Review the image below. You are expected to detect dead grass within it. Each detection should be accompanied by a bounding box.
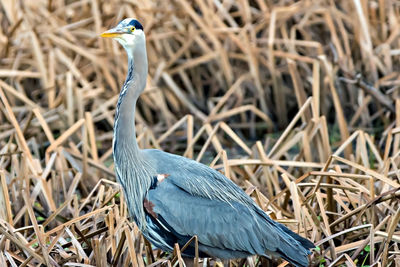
[0,0,400,266]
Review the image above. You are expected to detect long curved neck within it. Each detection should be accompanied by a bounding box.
[113,42,153,230]
[114,46,148,151]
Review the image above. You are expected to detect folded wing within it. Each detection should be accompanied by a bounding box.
[142,149,313,265]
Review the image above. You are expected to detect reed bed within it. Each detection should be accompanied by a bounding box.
[0,0,399,266]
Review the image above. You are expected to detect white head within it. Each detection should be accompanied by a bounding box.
[101,18,145,51]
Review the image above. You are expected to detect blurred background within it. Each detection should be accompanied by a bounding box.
[0,0,399,266]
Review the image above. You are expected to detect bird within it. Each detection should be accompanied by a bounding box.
[101,18,314,266]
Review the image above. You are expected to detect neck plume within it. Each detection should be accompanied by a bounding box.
[113,39,153,230]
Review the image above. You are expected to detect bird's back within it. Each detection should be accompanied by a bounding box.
[141,149,313,266]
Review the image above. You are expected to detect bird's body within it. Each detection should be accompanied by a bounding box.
[102,18,314,266]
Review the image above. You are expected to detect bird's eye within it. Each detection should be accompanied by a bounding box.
[130,26,135,32]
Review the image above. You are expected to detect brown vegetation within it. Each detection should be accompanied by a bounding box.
[0,0,399,266]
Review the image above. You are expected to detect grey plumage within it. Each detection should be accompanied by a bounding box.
[101,18,314,267]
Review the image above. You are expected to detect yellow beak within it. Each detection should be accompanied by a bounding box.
[100,29,125,38]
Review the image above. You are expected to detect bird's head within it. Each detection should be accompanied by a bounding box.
[101,18,144,49]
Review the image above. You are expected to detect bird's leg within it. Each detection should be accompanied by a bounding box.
[182,257,195,267]
[259,256,274,267]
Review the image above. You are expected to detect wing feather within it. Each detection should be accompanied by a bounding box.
[143,149,255,206]
[142,149,313,264]
[147,179,277,256]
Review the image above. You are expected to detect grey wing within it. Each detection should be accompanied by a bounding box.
[142,149,313,265]
[147,178,279,259]
[142,149,255,206]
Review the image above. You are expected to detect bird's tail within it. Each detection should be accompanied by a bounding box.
[273,222,314,267]
[276,248,310,267]
[276,222,315,250]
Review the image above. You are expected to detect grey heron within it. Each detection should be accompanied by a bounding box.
[101,18,314,266]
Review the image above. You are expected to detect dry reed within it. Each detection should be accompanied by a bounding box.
[0,0,399,266]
